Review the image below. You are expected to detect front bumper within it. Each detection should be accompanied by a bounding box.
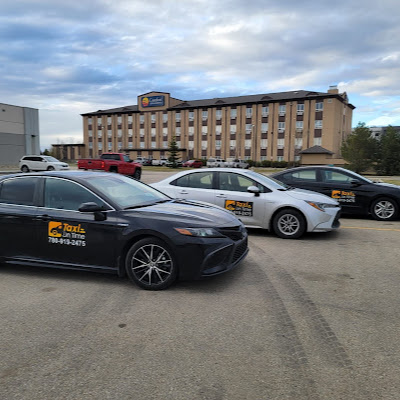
[311,208,341,232]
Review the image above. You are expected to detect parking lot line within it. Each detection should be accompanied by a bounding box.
[341,226,400,232]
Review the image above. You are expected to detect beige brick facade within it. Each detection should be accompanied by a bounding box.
[81,87,354,163]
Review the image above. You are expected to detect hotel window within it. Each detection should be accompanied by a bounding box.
[117,116,122,124]
[151,128,156,137]
[295,138,303,148]
[230,124,236,134]
[88,117,92,124]
[201,126,208,135]
[88,129,93,137]
[246,107,253,118]
[313,137,322,146]
[128,115,133,124]
[176,140,181,148]
[261,156,267,161]
[175,112,181,122]
[279,105,286,115]
[175,127,181,137]
[296,121,303,130]
[246,124,253,133]
[230,140,236,149]
[98,130,102,138]
[163,113,168,123]
[151,141,156,148]
[216,110,222,120]
[297,104,304,114]
[189,141,194,150]
[128,129,133,138]
[202,140,207,150]
[262,106,269,116]
[140,142,145,148]
[215,140,221,150]
[108,130,112,138]
[107,116,112,124]
[117,129,122,138]
[277,138,285,149]
[260,139,268,149]
[162,127,168,136]
[189,111,194,121]
[98,143,103,150]
[245,139,252,149]
[128,142,133,149]
[188,127,194,136]
[202,110,208,121]
[230,108,237,119]
[97,119,102,128]
[278,122,285,132]
[245,156,251,161]
[215,126,222,135]
[140,115,145,124]
[118,142,122,150]
[294,155,301,162]
[315,120,323,129]
[316,102,324,111]
[261,123,268,133]
[277,156,284,162]
[89,142,93,149]
[108,142,112,150]
[151,114,156,123]
[140,128,145,137]
[163,141,169,148]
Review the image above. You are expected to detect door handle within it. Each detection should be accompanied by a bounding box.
[216,194,227,198]
[35,214,51,221]
[178,190,188,194]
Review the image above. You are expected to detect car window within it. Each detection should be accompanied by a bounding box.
[0,177,38,206]
[287,170,317,182]
[174,171,214,189]
[218,172,265,193]
[44,178,107,211]
[322,170,353,183]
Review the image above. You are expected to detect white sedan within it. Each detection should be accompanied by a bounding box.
[151,168,341,239]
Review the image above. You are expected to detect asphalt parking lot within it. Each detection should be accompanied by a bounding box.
[1,169,400,399]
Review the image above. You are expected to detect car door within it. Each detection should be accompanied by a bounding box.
[169,171,216,204]
[0,176,40,260]
[318,169,372,214]
[35,177,121,269]
[213,171,266,228]
[278,168,323,193]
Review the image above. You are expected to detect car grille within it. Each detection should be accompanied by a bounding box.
[233,238,248,262]
[217,226,246,241]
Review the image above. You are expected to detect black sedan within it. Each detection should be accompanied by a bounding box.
[271,166,400,220]
[0,171,248,290]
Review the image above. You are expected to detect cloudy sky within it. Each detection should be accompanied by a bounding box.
[1,0,400,149]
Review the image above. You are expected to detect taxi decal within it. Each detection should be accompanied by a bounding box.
[48,221,86,246]
[225,200,253,216]
[331,190,356,203]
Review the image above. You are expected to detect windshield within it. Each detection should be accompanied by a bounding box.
[85,174,170,209]
[43,156,60,162]
[244,170,291,190]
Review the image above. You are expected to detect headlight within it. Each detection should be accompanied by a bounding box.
[305,201,338,212]
[174,227,224,238]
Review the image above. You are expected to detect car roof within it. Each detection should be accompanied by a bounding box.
[272,165,351,175]
[0,170,112,183]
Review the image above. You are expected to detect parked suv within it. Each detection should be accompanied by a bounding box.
[225,158,249,169]
[19,156,69,172]
[206,158,226,167]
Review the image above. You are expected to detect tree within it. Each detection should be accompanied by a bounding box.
[167,136,180,168]
[341,122,377,173]
[375,126,400,175]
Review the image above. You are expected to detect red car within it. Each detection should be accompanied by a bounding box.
[183,160,203,168]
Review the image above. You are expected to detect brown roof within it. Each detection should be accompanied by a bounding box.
[299,145,334,155]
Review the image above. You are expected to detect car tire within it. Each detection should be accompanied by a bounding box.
[272,209,306,239]
[371,197,398,221]
[47,166,55,171]
[125,237,178,290]
[133,169,141,180]
[21,165,30,172]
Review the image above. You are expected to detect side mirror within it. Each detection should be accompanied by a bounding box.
[247,186,260,197]
[79,202,107,221]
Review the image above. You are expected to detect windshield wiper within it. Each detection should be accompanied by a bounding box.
[124,199,170,210]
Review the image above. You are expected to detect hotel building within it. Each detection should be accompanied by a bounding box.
[80,86,354,164]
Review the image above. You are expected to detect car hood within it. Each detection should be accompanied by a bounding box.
[285,188,339,205]
[123,199,241,227]
[374,182,400,190]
